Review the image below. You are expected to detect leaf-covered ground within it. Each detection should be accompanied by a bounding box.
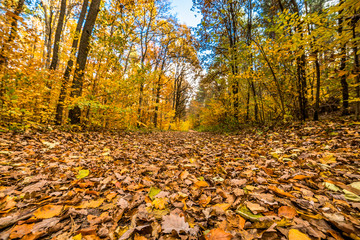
[0,120,360,240]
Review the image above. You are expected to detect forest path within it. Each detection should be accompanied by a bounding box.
[0,121,359,239]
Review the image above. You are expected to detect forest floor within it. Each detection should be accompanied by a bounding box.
[0,120,360,240]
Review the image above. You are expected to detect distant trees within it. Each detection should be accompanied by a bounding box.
[191,0,360,128]
[0,0,199,130]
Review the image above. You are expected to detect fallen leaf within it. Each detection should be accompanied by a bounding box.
[292,175,311,180]
[195,181,209,188]
[180,171,189,180]
[278,206,297,219]
[162,214,190,234]
[199,195,211,207]
[288,229,311,240]
[22,180,47,193]
[323,182,341,192]
[268,185,295,198]
[245,202,266,214]
[148,187,161,200]
[76,199,104,209]
[213,203,231,212]
[205,228,233,240]
[9,224,34,239]
[33,205,63,219]
[73,233,82,240]
[320,154,336,164]
[236,205,263,222]
[152,198,168,210]
[76,169,90,179]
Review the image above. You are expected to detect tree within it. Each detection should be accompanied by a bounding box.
[55,0,89,125]
[49,0,67,70]
[68,0,101,124]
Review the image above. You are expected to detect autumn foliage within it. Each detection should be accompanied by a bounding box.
[0,0,359,131]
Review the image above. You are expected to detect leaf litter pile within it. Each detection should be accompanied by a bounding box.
[0,121,360,240]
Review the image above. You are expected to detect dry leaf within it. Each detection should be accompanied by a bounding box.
[33,205,63,219]
[9,224,34,239]
[162,214,190,234]
[278,206,297,219]
[288,229,311,240]
[205,228,233,240]
[76,199,104,209]
[195,181,209,188]
[268,186,295,198]
[245,202,266,214]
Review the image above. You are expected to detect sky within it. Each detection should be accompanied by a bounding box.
[170,0,201,28]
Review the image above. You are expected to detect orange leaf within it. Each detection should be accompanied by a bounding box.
[205,228,233,240]
[278,206,297,219]
[268,186,295,198]
[134,234,148,240]
[288,229,311,240]
[9,224,34,239]
[292,175,310,180]
[195,181,209,188]
[106,192,117,201]
[180,170,189,180]
[33,205,63,219]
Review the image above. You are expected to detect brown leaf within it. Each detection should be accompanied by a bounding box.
[278,206,297,219]
[162,214,190,234]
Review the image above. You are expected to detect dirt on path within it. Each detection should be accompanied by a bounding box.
[0,120,359,239]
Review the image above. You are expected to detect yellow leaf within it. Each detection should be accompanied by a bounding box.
[33,205,63,219]
[76,199,104,209]
[288,229,311,240]
[152,198,168,210]
[73,233,82,240]
[320,154,336,164]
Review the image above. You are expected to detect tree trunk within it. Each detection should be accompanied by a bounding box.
[49,0,67,70]
[55,0,89,125]
[352,11,360,120]
[154,80,161,128]
[338,0,349,115]
[68,0,101,125]
[291,0,307,121]
[314,52,321,121]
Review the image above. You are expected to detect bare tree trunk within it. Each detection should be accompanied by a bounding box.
[352,11,360,120]
[55,0,89,125]
[338,0,349,115]
[154,80,161,128]
[49,0,67,70]
[291,0,307,121]
[68,0,101,125]
[314,52,321,121]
